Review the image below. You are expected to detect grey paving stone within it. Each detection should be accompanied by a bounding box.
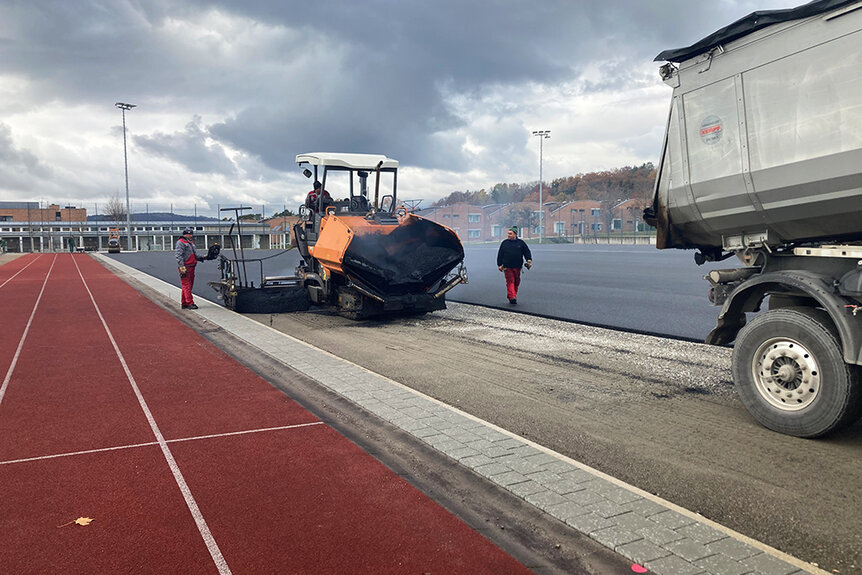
[492,437,525,449]
[663,538,716,562]
[522,452,559,466]
[506,444,542,458]
[601,486,643,505]
[638,523,687,546]
[412,426,442,439]
[544,478,588,496]
[584,500,634,519]
[484,445,516,458]
[525,490,569,511]
[539,459,576,474]
[474,462,513,479]
[565,512,617,535]
[645,555,707,575]
[617,539,672,564]
[544,500,592,521]
[740,553,801,575]
[459,454,494,468]
[706,538,762,561]
[694,553,755,575]
[625,497,667,518]
[505,457,547,475]
[590,525,643,549]
[650,510,698,530]
[447,446,481,460]
[564,488,607,507]
[677,522,729,545]
[613,511,662,533]
[557,467,597,484]
[524,470,563,485]
[492,470,531,487]
[506,480,547,498]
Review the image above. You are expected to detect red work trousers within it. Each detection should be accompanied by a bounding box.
[504,267,521,300]
[180,265,196,307]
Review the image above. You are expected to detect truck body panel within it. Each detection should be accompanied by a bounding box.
[651,1,862,253]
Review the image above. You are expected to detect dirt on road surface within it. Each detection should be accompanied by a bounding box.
[252,304,862,574]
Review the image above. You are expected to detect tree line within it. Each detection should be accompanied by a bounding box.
[431,163,655,207]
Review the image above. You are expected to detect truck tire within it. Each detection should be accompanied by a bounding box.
[732,307,862,438]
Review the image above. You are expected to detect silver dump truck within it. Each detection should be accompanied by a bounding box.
[644,0,862,437]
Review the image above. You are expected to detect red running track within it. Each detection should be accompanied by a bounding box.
[0,254,533,574]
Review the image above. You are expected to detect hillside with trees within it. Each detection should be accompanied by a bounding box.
[431,163,655,207]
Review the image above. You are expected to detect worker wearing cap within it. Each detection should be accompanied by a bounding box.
[175,227,206,309]
[305,181,333,212]
[496,226,532,304]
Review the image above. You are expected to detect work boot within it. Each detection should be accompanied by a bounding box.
[188,304,199,310]
[509,298,517,304]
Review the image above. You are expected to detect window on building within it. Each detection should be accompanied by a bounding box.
[591,223,603,231]
[468,214,480,223]
[55,211,62,221]
[451,214,459,218]
[554,222,565,234]
[591,208,601,217]
[0,216,11,222]
[612,218,622,230]
[492,225,502,237]
[467,229,480,239]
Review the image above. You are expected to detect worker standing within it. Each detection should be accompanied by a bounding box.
[175,227,205,310]
[497,226,532,304]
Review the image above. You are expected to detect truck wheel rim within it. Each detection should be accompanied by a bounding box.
[751,338,820,411]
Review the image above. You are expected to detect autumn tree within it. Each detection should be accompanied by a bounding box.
[104,194,126,227]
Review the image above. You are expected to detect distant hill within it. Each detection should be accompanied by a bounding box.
[432,163,656,207]
[87,212,220,222]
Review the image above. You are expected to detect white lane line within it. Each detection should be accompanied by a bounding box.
[0,254,43,290]
[72,257,232,575]
[166,421,324,444]
[0,255,56,408]
[0,421,325,466]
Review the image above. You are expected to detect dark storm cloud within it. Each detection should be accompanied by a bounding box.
[134,117,236,175]
[0,0,797,207]
[0,123,53,192]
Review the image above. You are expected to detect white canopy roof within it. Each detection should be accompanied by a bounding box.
[295,152,399,170]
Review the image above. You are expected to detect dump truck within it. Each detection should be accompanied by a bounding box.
[644,0,862,437]
[209,153,467,317]
[292,153,467,318]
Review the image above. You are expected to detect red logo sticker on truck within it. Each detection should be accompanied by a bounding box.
[700,115,723,144]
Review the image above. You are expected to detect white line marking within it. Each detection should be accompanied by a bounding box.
[0,254,42,290]
[72,256,232,575]
[0,255,56,408]
[0,422,324,466]
[0,441,160,466]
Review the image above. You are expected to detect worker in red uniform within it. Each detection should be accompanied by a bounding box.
[496,226,532,304]
[175,227,206,309]
[305,181,332,212]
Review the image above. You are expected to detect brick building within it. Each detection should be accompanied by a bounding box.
[0,202,87,223]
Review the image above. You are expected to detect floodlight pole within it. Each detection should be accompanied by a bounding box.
[116,102,136,250]
[532,130,550,243]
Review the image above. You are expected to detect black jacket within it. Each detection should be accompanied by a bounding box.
[497,238,532,269]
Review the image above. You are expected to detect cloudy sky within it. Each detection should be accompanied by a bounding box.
[1,0,795,217]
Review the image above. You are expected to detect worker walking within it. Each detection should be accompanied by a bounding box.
[175,227,206,310]
[497,226,532,304]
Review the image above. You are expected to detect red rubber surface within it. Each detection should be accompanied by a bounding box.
[0,254,532,574]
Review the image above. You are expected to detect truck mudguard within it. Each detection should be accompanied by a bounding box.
[708,270,862,365]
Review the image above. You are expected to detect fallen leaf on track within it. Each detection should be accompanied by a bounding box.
[58,517,94,528]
